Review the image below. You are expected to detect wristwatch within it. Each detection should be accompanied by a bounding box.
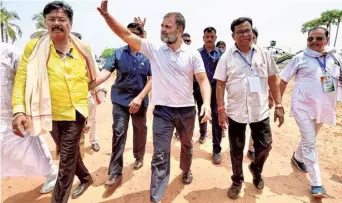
[275,104,285,114]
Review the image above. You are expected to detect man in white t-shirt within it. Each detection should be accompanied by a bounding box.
[97,1,211,203]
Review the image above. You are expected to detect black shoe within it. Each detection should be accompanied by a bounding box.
[92,143,100,152]
[71,179,93,199]
[247,150,255,161]
[227,184,242,199]
[104,175,122,188]
[212,153,221,164]
[248,164,264,190]
[134,159,143,170]
[182,171,193,184]
[291,152,308,173]
[199,136,206,144]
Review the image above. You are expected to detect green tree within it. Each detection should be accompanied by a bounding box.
[301,18,323,34]
[101,48,115,60]
[301,9,342,47]
[332,10,342,47]
[31,12,47,39]
[0,1,22,43]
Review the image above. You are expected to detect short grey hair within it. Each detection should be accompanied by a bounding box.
[163,12,185,33]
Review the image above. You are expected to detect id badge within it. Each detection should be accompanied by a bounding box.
[321,75,335,92]
[248,76,261,92]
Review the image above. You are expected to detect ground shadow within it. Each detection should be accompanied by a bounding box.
[3,185,51,203]
[330,174,342,184]
[264,168,335,203]
[100,163,135,198]
[84,146,94,156]
[184,183,257,203]
[100,174,186,203]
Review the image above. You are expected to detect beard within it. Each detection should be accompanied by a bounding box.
[160,31,178,44]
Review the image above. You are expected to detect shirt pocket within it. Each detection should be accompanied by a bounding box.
[137,59,150,76]
[255,63,268,78]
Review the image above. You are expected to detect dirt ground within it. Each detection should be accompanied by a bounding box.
[1,78,342,203]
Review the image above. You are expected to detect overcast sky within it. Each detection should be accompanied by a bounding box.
[3,0,342,56]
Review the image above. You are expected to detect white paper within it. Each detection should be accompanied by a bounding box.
[248,76,261,93]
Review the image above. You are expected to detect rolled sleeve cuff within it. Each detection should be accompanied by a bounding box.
[213,75,226,82]
[13,105,26,115]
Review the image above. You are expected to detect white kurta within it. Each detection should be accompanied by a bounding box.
[0,42,55,177]
[280,48,341,126]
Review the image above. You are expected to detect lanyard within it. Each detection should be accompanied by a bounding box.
[315,55,326,73]
[206,49,217,61]
[237,49,255,71]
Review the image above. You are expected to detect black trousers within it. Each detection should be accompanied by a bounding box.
[194,87,222,153]
[50,111,92,203]
[108,103,147,176]
[150,105,195,203]
[228,117,272,186]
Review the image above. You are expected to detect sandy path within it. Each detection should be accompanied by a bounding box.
[1,78,341,203]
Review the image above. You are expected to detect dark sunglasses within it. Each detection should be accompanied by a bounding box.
[307,36,324,42]
[184,39,191,43]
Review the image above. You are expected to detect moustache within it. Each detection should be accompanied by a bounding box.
[52,26,64,31]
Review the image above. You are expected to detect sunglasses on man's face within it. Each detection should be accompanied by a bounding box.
[184,39,191,43]
[307,36,325,42]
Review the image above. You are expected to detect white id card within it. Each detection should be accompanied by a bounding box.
[248,76,261,92]
[321,75,335,93]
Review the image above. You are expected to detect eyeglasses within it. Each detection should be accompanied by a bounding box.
[46,18,68,24]
[184,39,191,43]
[235,29,252,36]
[307,36,325,42]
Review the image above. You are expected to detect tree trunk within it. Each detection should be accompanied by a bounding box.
[0,23,4,42]
[5,29,8,43]
[328,23,331,45]
[334,20,340,47]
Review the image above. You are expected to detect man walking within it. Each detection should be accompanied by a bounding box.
[95,22,152,188]
[97,1,211,202]
[12,1,104,202]
[195,27,223,164]
[214,17,284,199]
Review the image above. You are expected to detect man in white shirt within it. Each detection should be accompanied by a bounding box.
[214,17,284,199]
[97,1,211,203]
[279,27,342,198]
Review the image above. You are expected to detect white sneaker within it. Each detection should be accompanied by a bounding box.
[40,167,58,194]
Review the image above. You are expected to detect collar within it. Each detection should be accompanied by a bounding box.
[50,40,78,59]
[199,46,220,53]
[232,43,256,54]
[162,42,188,52]
[123,45,141,56]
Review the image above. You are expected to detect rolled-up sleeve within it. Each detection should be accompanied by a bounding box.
[214,52,228,81]
[265,51,280,76]
[12,40,35,114]
[279,56,299,83]
[139,39,155,60]
[192,51,205,74]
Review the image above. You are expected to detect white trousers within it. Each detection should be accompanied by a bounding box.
[1,125,56,177]
[294,117,323,186]
[87,95,98,144]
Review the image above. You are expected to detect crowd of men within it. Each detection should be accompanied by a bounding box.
[1,0,342,203]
